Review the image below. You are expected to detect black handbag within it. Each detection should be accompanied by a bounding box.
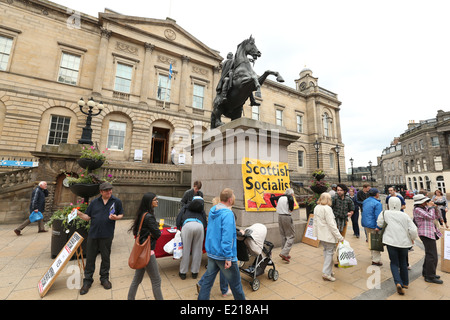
[368,211,387,252]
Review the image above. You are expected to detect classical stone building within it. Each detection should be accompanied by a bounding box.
[0,0,345,222]
[378,138,405,193]
[400,110,450,195]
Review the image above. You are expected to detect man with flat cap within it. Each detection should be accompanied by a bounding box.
[77,182,124,295]
[362,188,383,266]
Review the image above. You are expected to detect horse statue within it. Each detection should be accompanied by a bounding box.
[211,36,285,129]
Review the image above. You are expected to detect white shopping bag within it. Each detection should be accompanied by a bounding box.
[163,238,175,254]
[337,240,357,268]
[172,230,183,259]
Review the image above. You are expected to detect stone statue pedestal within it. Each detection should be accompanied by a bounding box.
[190,118,306,247]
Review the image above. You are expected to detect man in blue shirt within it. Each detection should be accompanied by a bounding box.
[77,182,124,295]
[198,188,245,300]
[386,186,406,211]
[362,188,383,266]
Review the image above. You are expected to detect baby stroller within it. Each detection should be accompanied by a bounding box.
[237,223,279,291]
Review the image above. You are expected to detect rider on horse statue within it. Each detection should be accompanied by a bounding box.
[211,36,284,129]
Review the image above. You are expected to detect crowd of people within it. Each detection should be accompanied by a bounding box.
[314,183,446,296]
[13,179,448,299]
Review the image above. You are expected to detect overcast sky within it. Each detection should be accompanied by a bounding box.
[55,0,450,170]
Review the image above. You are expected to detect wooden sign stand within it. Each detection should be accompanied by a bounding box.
[38,232,84,298]
[441,228,450,273]
[302,214,320,248]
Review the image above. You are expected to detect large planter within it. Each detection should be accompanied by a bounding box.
[313,173,325,181]
[310,185,328,194]
[69,183,100,199]
[77,158,104,171]
[51,219,88,259]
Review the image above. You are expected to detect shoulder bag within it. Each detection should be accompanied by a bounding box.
[128,212,152,269]
[368,211,387,252]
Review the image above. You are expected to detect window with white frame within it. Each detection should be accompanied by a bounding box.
[276,109,283,126]
[107,121,126,151]
[434,156,443,171]
[323,113,332,137]
[296,114,303,133]
[114,63,133,93]
[329,153,334,169]
[57,52,81,85]
[0,35,13,71]
[157,74,171,102]
[297,150,304,167]
[192,84,204,109]
[47,115,70,145]
[431,136,440,147]
[252,105,260,120]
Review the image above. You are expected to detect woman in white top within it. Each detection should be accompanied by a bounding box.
[313,193,344,282]
[377,196,418,295]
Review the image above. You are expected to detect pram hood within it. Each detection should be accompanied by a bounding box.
[243,223,267,255]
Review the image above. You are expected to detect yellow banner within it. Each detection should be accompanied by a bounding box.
[242,158,298,211]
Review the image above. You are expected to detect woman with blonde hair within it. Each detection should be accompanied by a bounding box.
[313,192,344,282]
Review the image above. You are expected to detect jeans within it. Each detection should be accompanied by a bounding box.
[386,245,409,287]
[350,211,360,237]
[198,257,245,300]
[128,254,163,300]
[199,269,229,295]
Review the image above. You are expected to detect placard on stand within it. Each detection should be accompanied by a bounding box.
[38,232,84,298]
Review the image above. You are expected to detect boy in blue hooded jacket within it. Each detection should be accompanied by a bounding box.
[198,188,245,300]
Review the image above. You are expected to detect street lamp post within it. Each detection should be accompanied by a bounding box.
[78,97,104,145]
[335,144,341,183]
[350,157,354,186]
[313,140,321,168]
[368,160,373,182]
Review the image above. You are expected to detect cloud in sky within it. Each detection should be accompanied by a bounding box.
[55,0,450,169]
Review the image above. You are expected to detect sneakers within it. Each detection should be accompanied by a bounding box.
[279,254,290,263]
[424,277,443,284]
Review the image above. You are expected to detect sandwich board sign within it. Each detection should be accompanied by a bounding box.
[302,214,320,248]
[38,232,84,298]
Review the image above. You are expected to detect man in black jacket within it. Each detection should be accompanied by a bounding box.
[181,180,203,205]
[14,181,48,235]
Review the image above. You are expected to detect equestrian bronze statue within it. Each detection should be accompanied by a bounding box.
[211,36,285,129]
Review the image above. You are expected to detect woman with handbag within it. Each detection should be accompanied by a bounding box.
[377,197,417,295]
[127,192,163,300]
[413,194,443,284]
[313,192,344,282]
[431,189,448,228]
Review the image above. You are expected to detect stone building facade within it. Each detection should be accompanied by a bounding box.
[399,110,450,195]
[0,0,345,186]
[378,139,405,193]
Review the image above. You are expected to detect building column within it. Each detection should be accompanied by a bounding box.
[139,43,155,105]
[92,27,112,96]
[178,55,190,113]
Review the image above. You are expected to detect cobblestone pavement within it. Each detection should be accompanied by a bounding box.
[1,199,449,300]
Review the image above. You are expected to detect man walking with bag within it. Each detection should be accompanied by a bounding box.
[362,188,383,266]
[14,181,48,235]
